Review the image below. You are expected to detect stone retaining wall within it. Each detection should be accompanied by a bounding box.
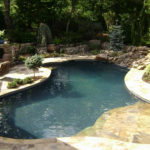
[97,44,150,69]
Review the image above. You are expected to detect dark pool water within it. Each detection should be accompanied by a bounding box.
[0,61,138,139]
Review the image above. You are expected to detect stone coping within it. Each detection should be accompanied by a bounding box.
[0,56,149,149]
[125,68,150,103]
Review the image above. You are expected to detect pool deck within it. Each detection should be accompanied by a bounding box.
[0,55,150,150]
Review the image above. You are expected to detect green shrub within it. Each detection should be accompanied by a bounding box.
[40,53,50,58]
[7,81,18,89]
[25,54,43,78]
[89,43,100,50]
[109,21,125,51]
[61,31,82,44]
[13,78,22,84]
[145,64,150,76]
[25,46,36,55]
[18,56,26,61]
[4,29,36,43]
[91,49,99,55]
[53,38,62,45]
[23,77,32,84]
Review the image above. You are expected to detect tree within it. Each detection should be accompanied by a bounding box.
[4,0,11,28]
[25,54,43,79]
[109,21,125,51]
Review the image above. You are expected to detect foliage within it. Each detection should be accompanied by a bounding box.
[25,46,36,55]
[0,30,5,40]
[89,43,100,50]
[145,64,150,76]
[53,38,62,45]
[61,31,82,44]
[13,78,22,84]
[141,28,150,46]
[4,29,36,43]
[120,14,132,44]
[90,49,99,55]
[23,77,32,84]
[1,0,150,46]
[78,21,102,40]
[25,54,43,78]
[18,56,26,61]
[109,21,125,51]
[7,81,18,89]
[103,11,116,30]
[37,23,53,47]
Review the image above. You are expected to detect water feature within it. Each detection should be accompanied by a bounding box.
[0,61,138,139]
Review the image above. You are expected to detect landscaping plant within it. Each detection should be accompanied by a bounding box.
[23,77,32,84]
[25,54,43,79]
[145,64,150,76]
[109,21,125,51]
[7,81,18,89]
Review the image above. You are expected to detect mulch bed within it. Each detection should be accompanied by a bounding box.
[30,76,43,82]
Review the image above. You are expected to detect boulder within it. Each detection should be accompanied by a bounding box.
[89,40,101,46]
[37,47,47,54]
[78,44,89,54]
[117,51,123,56]
[96,54,108,61]
[1,54,12,62]
[47,44,60,53]
[101,42,110,50]
[20,44,26,52]
[64,47,79,55]
[0,61,10,76]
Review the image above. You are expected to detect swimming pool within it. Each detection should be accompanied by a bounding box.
[0,61,138,139]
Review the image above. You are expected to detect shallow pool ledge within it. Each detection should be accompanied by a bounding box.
[125,68,150,103]
[0,66,51,98]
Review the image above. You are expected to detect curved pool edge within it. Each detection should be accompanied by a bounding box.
[124,68,150,103]
[0,66,51,98]
[0,58,150,149]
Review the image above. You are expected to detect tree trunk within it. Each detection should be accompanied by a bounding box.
[66,0,76,32]
[4,0,11,29]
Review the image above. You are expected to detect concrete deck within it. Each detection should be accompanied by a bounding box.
[0,56,150,150]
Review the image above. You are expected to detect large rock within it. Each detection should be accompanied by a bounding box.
[47,44,60,53]
[0,61,10,76]
[96,54,108,61]
[64,47,79,55]
[77,44,89,54]
[37,47,47,54]
[101,42,110,50]
[89,40,101,46]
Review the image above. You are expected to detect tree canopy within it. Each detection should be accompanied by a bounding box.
[0,0,150,45]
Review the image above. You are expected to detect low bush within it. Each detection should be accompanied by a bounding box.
[13,78,22,84]
[4,29,36,43]
[25,46,36,55]
[18,56,26,61]
[53,38,62,45]
[90,49,99,55]
[89,43,100,50]
[23,77,32,84]
[7,81,18,89]
[145,64,150,76]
